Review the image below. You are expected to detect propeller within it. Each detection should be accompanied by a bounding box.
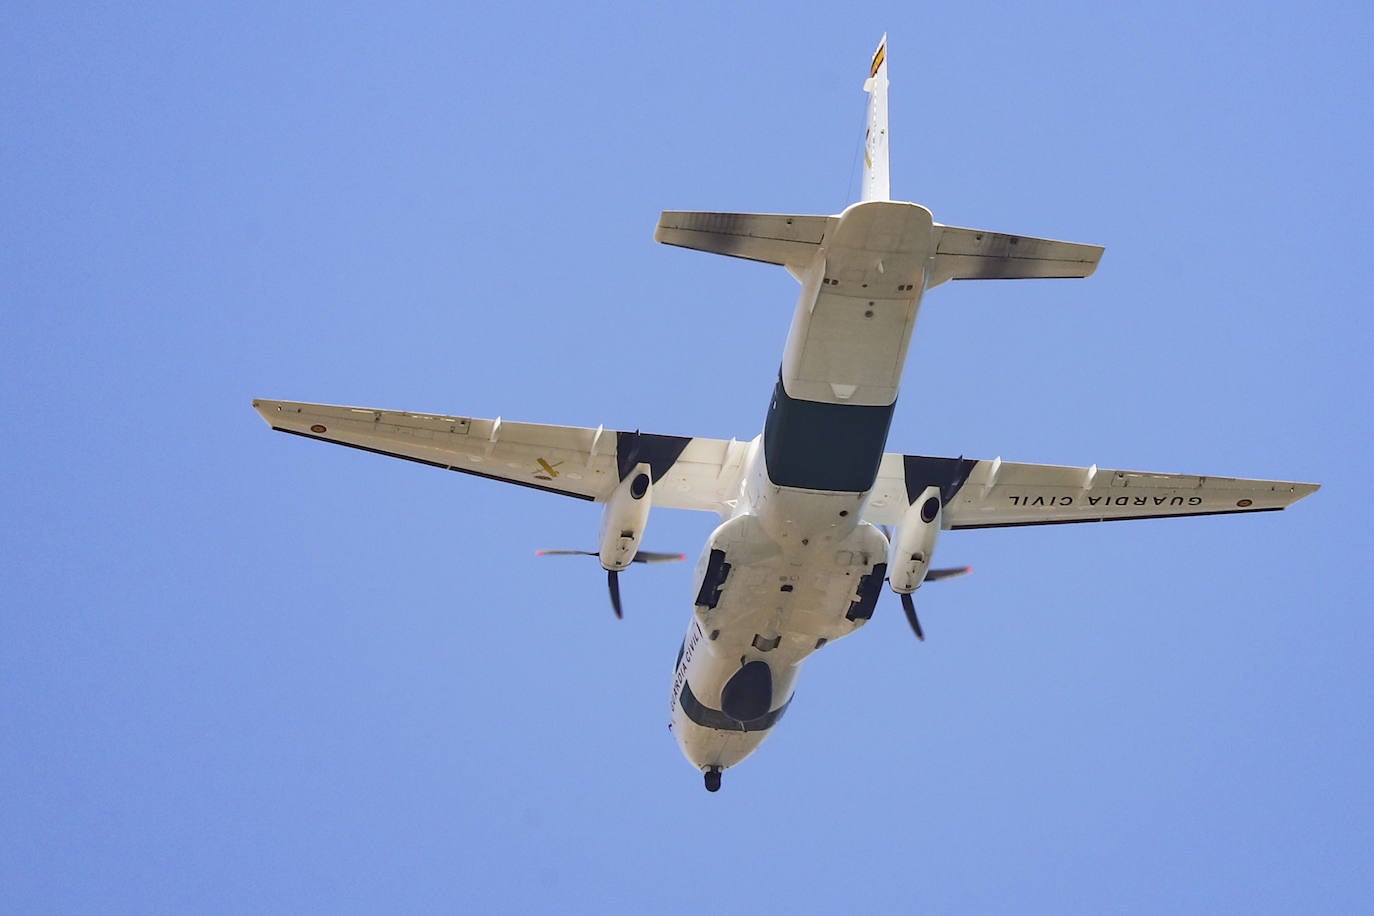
[878,521,971,641]
[895,566,972,641]
[536,550,687,618]
[900,592,925,641]
[922,566,972,583]
[608,568,622,619]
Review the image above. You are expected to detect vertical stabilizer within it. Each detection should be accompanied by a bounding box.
[861,35,890,202]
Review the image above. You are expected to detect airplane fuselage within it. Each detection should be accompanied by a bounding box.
[669,201,936,777]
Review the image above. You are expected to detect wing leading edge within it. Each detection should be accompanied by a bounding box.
[862,452,1319,528]
[252,399,747,515]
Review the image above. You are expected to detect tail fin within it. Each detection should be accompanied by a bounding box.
[861,34,890,202]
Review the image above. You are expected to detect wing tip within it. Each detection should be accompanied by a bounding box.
[1289,481,1321,505]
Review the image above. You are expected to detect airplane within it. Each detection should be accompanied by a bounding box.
[253,36,1318,793]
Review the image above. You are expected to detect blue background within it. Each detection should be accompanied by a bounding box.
[4,2,1370,912]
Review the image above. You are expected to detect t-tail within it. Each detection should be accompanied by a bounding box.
[654,38,1105,286]
[861,34,890,202]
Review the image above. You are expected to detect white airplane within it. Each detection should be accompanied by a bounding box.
[254,37,1318,793]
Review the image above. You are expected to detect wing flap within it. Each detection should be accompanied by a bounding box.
[863,452,1318,528]
[253,399,746,514]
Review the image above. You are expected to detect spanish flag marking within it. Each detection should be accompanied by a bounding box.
[870,41,886,78]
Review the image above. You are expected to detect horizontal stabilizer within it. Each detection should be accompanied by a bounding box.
[655,211,834,269]
[929,225,1104,285]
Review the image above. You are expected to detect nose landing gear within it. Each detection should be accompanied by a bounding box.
[704,766,723,793]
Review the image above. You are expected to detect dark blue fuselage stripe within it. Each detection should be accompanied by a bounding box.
[762,376,895,492]
[679,680,791,733]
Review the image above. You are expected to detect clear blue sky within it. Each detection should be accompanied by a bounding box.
[4,2,1371,912]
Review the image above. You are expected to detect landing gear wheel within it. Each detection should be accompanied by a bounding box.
[704,767,722,793]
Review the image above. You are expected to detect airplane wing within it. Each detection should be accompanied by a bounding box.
[862,453,1319,528]
[252,399,748,515]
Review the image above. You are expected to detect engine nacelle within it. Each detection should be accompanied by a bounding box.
[887,485,942,594]
[598,462,653,571]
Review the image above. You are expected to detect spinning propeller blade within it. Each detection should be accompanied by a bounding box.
[891,566,973,642]
[536,549,687,618]
[924,566,973,582]
[536,550,686,564]
[631,551,689,564]
[900,592,925,641]
[608,569,623,619]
